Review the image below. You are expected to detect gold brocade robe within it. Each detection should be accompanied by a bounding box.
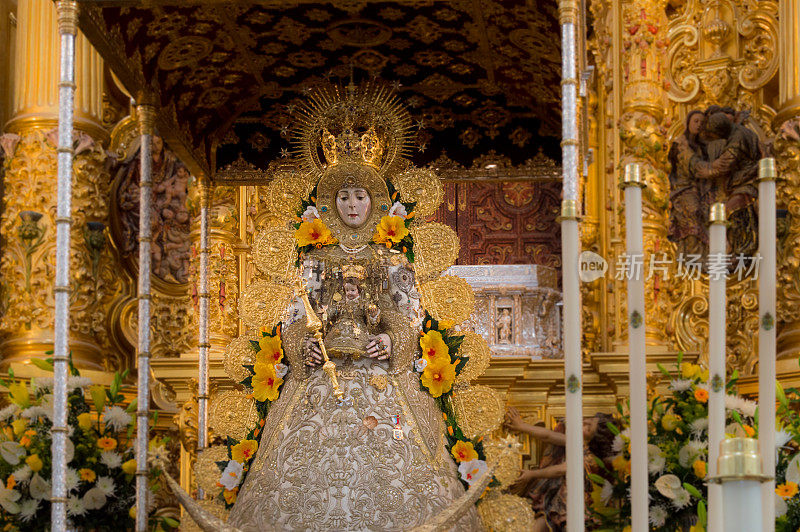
[228,247,479,531]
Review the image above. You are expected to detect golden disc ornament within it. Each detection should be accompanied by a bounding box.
[266,173,311,218]
[224,335,258,384]
[209,389,259,441]
[392,168,443,219]
[238,280,294,329]
[411,222,459,281]
[450,384,504,439]
[483,436,523,490]
[454,331,491,385]
[253,225,297,281]
[476,493,536,531]
[419,275,475,325]
[194,445,230,494]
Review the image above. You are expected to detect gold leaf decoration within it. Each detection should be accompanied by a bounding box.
[266,172,312,218]
[238,280,294,329]
[454,331,491,385]
[476,493,536,531]
[450,384,503,439]
[253,225,297,281]
[392,167,444,218]
[411,222,459,281]
[482,436,522,490]
[419,275,475,325]
[223,335,258,384]
[209,389,259,441]
[193,445,230,494]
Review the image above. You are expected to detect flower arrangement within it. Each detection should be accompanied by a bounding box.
[294,186,338,260]
[373,179,416,262]
[773,382,800,531]
[214,324,287,508]
[590,356,759,531]
[0,359,176,531]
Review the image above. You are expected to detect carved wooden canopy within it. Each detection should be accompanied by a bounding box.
[77,0,562,180]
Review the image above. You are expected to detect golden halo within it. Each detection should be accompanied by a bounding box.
[194,445,230,494]
[253,225,297,281]
[454,331,491,385]
[315,162,391,247]
[477,493,536,531]
[419,275,475,325]
[238,280,294,329]
[450,384,504,439]
[209,389,259,441]
[391,168,443,219]
[482,436,523,490]
[266,172,313,219]
[411,222,459,281]
[223,335,258,384]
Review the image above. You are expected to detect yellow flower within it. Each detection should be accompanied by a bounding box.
[7,381,30,408]
[700,369,709,382]
[689,524,705,532]
[11,418,27,437]
[19,435,32,448]
[79,468,96,483]
[419,330,449,368]
[681,363,702,380]
[743,425,755,437]
[420,361,457,398]
[693,459,707,479]
[694,388,709,403]
[777,481,799,499]
[257,335,284,365]
[295,219,336,247]
[97,437,118,451]
[26,454,43,473]
[373,215,409,247]
[250,362,283,403]
[129,506,136,519]
[122,459,137,475]
[77,412,93,430]
[661,413,681,431]
[450,441,479,463]
[223,488,238,505]
[611,454,630,478]
[231,439,259,464]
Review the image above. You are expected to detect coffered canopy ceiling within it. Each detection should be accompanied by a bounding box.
[78,0,562,180]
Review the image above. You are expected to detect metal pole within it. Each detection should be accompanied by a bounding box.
[135,102,155,531]
[52,2,78,529]
[558,0,584,529]
[197,179,211,497]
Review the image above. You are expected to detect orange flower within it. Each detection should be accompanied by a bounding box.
[692,459,707,479]
[231,439,259,463]
[6,476,15,490]
[295,219,336,247]
[693,388,708,403]
[250,362,283,403]
[743,425,755,437]
[257,335,284,365]
[776,481,799,499]
[450,440,479,463]
[223,488,238,505]
[79,468,97,483]
[97,437,118,451]
[420,360,457,398]
[419,330,449,368]
[373,215,409,246]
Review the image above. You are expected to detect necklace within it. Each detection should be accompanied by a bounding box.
[339,243,369,254]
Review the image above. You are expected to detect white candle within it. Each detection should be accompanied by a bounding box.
[708,202,727,532]
[758,158,777,532]
[623,163,648,531]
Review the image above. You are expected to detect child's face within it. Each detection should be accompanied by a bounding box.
[344,282,359,301]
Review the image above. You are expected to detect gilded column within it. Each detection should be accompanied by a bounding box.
[774,0,800,360]
[0,0,115,370]
[618,0,671,348]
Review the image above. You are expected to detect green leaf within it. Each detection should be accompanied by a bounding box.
[777,381,789,408]
[677,351,684,366]
[30,358,54,372]
[89,385,106,413]
[698,501,707,526]
[683,482,703,499]
[126,399,138,413]
[162,517,180,528]
[587,473,606,485]
[656,363,671,379]
[606,422,620,435]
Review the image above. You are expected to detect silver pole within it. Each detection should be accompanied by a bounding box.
[135,103,155,531]
[52,2,78,529]
[197,180,211,497]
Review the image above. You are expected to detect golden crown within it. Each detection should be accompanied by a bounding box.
[321,126,383,169]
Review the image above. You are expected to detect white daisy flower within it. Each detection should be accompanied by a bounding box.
[690,417,708,436]
[12,465,31,484]
[96,476,115,497]
[649,505,668,527]
[0,404,19,422]
[100,451,122,469]
[20,406,50,422]
[611,428,631,454]
[647,444,666,475]
[678,439,707,468]
[776,429,793,450]
[600,480,614,506]
[65,468,79,494]
[66,495,86,516]
[671,487,691,509]
[669,379,692,391]
[30,377,54,391]
[102,406,132,432]
[68,376,93,389]
[18,498,39,522]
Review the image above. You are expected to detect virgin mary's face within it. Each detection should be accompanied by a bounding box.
[336,186,372,228]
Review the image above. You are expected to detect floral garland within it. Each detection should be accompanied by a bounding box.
[214,324,288,508]
[373,179,416,263]
[294,186,337,262]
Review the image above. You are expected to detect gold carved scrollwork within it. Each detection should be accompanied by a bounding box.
[238,280,294,330]
[410,222,459,282]
[418,275,475,326]
[253,226,296,282]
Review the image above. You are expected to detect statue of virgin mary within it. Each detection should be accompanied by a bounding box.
[164,83,525,531]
